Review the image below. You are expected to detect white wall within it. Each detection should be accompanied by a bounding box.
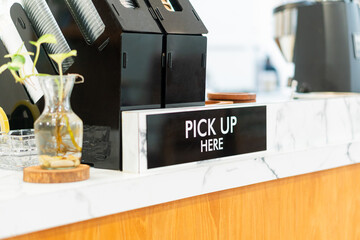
[191,0,293,92]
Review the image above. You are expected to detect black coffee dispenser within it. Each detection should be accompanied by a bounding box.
[274,0,360,93]
[51,0,164,170]
[145,0,208,107]
[0,0,207,170]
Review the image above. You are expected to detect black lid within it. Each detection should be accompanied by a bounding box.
[105,0,162,33]
[146,0,208,35]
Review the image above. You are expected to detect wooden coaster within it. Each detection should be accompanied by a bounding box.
[205,100,234,105]
[23,164,90,183]
[233,99,256,103]
[207,92,256,101]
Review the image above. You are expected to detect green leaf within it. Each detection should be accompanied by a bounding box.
[38,34,57,44]
[12,54,26,65]
[7,62,23,71]
[0,64,8,74]
[6,55,25,71]
[49,50,77,65]
[30,34,57,47]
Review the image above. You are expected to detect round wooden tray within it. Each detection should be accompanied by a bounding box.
[205,100,234,105]
[23,164,90,183]
[232,99,256,103]
[207,92,256,101]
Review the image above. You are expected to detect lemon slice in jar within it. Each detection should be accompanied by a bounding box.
[0,107,10,134]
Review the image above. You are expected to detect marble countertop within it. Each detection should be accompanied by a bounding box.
[1,95,360,239]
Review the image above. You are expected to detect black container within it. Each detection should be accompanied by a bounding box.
[145,0,208,107]
[163,35,207,107]
[46,0,164,170]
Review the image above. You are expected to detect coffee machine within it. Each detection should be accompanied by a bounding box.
[274,0,360,92]
[0,0,207,170]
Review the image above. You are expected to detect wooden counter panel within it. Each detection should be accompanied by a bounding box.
[8,164,360,240]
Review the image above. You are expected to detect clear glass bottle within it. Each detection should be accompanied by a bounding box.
[34,75,83,169]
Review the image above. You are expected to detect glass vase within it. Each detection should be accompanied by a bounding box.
[34,75,83,169]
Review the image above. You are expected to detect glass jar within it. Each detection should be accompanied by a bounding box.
[0,129,38,170]
[34,75,83,169]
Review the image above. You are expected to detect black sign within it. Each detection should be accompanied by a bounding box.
[146,106,266,168]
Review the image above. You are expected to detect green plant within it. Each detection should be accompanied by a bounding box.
[0,34,57,83]
[0,34,82,155]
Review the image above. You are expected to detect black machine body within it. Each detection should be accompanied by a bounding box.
[274,1,360,92]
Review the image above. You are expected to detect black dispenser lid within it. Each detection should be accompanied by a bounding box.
[106,0,162,33]
[146,0,208,35]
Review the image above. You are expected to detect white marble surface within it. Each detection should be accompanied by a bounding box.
[123,96,360,173]
[1,96,360,239]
